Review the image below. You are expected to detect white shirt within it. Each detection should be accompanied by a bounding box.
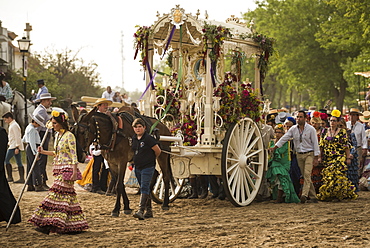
[22,123,41,155]
[346,121,367,149]
[8,120,24,150]
[102,91,115,101]
[275,122,320,156]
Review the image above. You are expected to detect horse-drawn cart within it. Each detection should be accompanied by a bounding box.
[136,5,273,207]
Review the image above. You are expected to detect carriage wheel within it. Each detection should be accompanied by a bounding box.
[151,170,185,204]
[221,117,266,207]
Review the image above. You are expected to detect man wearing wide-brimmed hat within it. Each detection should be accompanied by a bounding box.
[33,92,57,190]
[90,98,113,194]
[93,98,112,113]
[22,113,47,192]
[346,108,367,176]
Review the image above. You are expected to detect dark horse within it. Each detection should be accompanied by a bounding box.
[71,105,173,217]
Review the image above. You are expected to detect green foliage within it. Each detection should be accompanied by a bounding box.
[202,22,233,63]
[8,49,103,106]
[244,0,369,111]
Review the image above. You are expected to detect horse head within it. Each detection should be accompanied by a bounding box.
[73,106,97,153]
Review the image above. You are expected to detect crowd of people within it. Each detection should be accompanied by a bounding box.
[262,107,370,203]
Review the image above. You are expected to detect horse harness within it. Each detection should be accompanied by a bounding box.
[77,110,160,152]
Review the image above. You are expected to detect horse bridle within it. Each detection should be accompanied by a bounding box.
[75,113,116,152]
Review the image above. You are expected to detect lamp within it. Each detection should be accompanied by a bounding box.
[17,37,31,126]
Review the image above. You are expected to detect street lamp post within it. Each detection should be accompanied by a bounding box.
[17,37,31,126]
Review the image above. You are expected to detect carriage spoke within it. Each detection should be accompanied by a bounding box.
[246,148,263,160]
[240,121,250,149]
[231,127,241,155]
[239,167,246,202]
[227,161,239,181]
[227,144,239,159]
[245,165,259,179]
[244,132,258,155]
[153,173,163,194]
[244,168,257,191]
[243,126,255,154]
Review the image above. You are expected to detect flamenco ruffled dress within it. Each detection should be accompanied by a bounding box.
[28,131,88,234]
[266,142,300,203]
[317,129,358,201]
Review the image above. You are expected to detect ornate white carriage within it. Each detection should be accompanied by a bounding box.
[136,5,272,206]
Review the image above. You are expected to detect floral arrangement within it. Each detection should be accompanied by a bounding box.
[214,72,262,129]
[170,115,198,146]
[202,23,233,63]
[133,25,152,69]
[230,50,246,82]
[240,32,275,83]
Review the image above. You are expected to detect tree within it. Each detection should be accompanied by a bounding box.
[244,0,368,111]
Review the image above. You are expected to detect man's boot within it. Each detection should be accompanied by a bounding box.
[188,177,198,199]
[133,193,149,220]
[144,195,153,218]
[5,164,13,182]
[199,176,209,199]
[14,166,25,183]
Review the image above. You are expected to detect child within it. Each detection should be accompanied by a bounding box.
[22,114,46,192]
[131,118,161,220]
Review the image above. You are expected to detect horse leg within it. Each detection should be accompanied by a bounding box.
[111,163,123,217]
[111,179,122,217]
[121,184,132,214]
[159,154,171,210]
[120,161,132,215]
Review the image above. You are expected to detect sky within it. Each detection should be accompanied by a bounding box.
[1,0,256,94]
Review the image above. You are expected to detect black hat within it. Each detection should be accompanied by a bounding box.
[37,79,45,85]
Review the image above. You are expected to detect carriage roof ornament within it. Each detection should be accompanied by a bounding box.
[169,5,187,29]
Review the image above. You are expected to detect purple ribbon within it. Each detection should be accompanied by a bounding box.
[210,65,216,88]
[161,25,176,59]
[139,62,157,101]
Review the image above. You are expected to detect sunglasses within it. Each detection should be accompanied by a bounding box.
[329,119,337,122]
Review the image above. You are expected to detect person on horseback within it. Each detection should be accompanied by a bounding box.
[32,79,48,103]
[131,118,161,220]
[0,72,13,103]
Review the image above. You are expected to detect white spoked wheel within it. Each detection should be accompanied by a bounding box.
[151,171,185,204]
[221,118,266,207]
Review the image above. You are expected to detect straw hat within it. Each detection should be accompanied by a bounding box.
[36,93,56,102]
[93,98,113,107]
[29,113,45,127]
[360,111,370,122]
[347,108,363,116]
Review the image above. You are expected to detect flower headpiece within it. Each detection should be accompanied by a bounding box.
[275,123,284,131]
[51,110,67,122]
[320,113,328,120]
[331,109,341,118]
[51,110,60,117]
[313,111,321,118]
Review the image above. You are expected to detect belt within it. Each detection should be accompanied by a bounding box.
[297,151,313,154]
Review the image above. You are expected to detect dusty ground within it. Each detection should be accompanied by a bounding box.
[1,163,370,248]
